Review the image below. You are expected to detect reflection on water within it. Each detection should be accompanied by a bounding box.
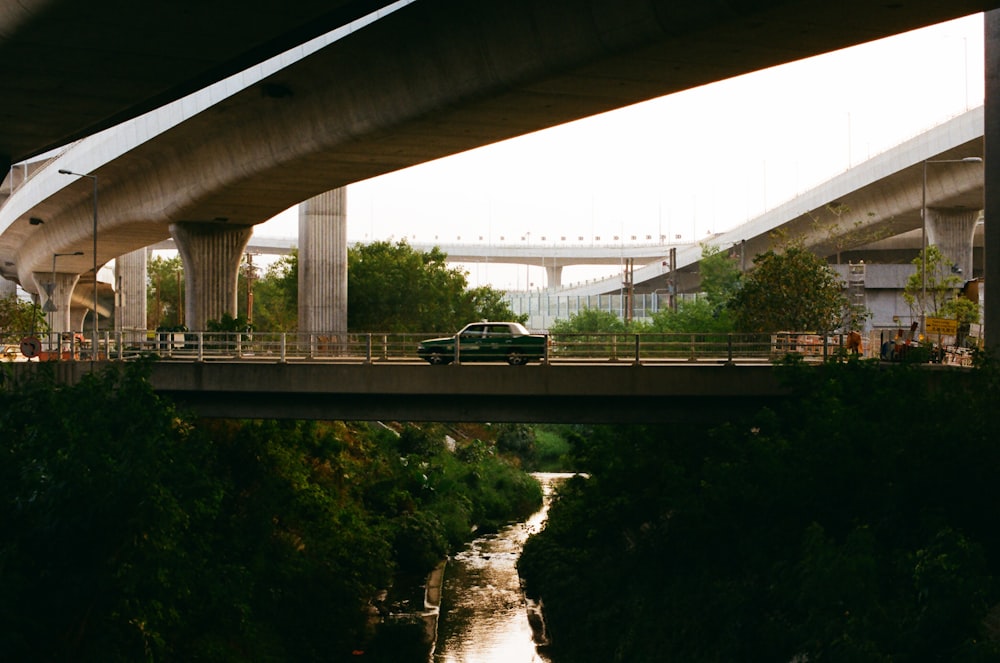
[433,473,569,663]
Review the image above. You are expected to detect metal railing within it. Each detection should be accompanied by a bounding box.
[2,330,873,365]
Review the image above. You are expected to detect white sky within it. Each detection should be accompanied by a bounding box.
[255,13,985,290]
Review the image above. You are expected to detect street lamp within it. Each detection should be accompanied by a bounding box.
[920,156,982,335]
[58,169,99,360]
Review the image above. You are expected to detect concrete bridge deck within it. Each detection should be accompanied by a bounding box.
[14,360,787,424]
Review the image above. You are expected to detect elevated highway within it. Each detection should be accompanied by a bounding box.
[2,1,996,291]
[156,107,986,299]
[0,0,401,166]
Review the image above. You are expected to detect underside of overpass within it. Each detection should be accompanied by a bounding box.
[3,0,1000,344]
[0,0,401,166]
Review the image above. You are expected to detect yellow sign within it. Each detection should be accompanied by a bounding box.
[925,317,958,336]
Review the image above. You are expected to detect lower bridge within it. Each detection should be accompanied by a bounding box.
[15,361,788,424]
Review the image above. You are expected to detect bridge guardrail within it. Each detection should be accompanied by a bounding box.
[2,330,878,364]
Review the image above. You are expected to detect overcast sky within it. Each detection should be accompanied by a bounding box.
[255,13,985,289]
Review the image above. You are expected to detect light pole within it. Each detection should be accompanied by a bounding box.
[920,157,982,336]
[58,169,99,360]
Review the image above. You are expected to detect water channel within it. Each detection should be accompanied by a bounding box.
[431,472,570,663]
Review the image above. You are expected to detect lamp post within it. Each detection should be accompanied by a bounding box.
[920,157,982,335]
[58,169,98,360]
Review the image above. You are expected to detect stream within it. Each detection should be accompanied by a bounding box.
[431,472,570,663]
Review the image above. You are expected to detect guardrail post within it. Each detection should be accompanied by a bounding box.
[610,334,617,361]
[197,331,204,362]
[633,334,640,365]
[454,334,461,364]
[366,334,373,364]
[725,334,735,365]
[688,333,697,362]
[823,334,829,361]
[280,333,287,363]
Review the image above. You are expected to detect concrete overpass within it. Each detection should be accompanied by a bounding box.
[0,0,402,167]
[21,360,788,423]
[233,107,987,299]
[555,107,986,296]
[3,1,1000,333]
[4,0,992,167]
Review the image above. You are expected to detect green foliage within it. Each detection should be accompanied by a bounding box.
[496,422,536,458]
[519,359,1000,662]
[251,252,298,332]
[903,246,979,330]
[698,244,742,312]
[647,297,733,333]
[646,246,738,333]
[0,366,542,660]
[348,240,524,332]
[205,312,252,333]
[548,308,632,334]
[547,308,646,358]
[729,244,848,333]
[147,254,185,330]
[530,425,576,472]
[465,285,525,324]
[0,293,47,341]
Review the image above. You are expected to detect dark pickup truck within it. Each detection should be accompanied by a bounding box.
[417,321,547,365]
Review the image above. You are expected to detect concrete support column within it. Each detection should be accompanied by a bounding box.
[985,10,1000,351]
[169,222,253,331]
[70,305,90,333]
[0,278,16,298]
[115,248,148,345]
[925,208,981,279]
[32,271,79,333]
[545,264,563,288]
[298,188,347,335]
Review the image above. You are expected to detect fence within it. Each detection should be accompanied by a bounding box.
[2,330,876,365]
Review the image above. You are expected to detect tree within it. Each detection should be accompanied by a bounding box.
[648,298,732,333]
[147,255,185,330]
[728,244,848,333]
[251,251,298,332]
[348,240,523,332]
[648,245,739,333]
[0,293,47,342]
[903,245,974,324]
[519,359,1000,662]
[548,308,632,335]
[698,244,742,313]
[1,364,543,660]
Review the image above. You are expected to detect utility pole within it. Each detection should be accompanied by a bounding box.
[623,258,634,323]
[244,253,256,326]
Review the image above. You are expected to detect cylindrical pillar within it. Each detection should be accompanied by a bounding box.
[545,264,563,288]
[169,222,253,331]
[115,248,148,345]
[298,188,348,335]
[925,208,981,279]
